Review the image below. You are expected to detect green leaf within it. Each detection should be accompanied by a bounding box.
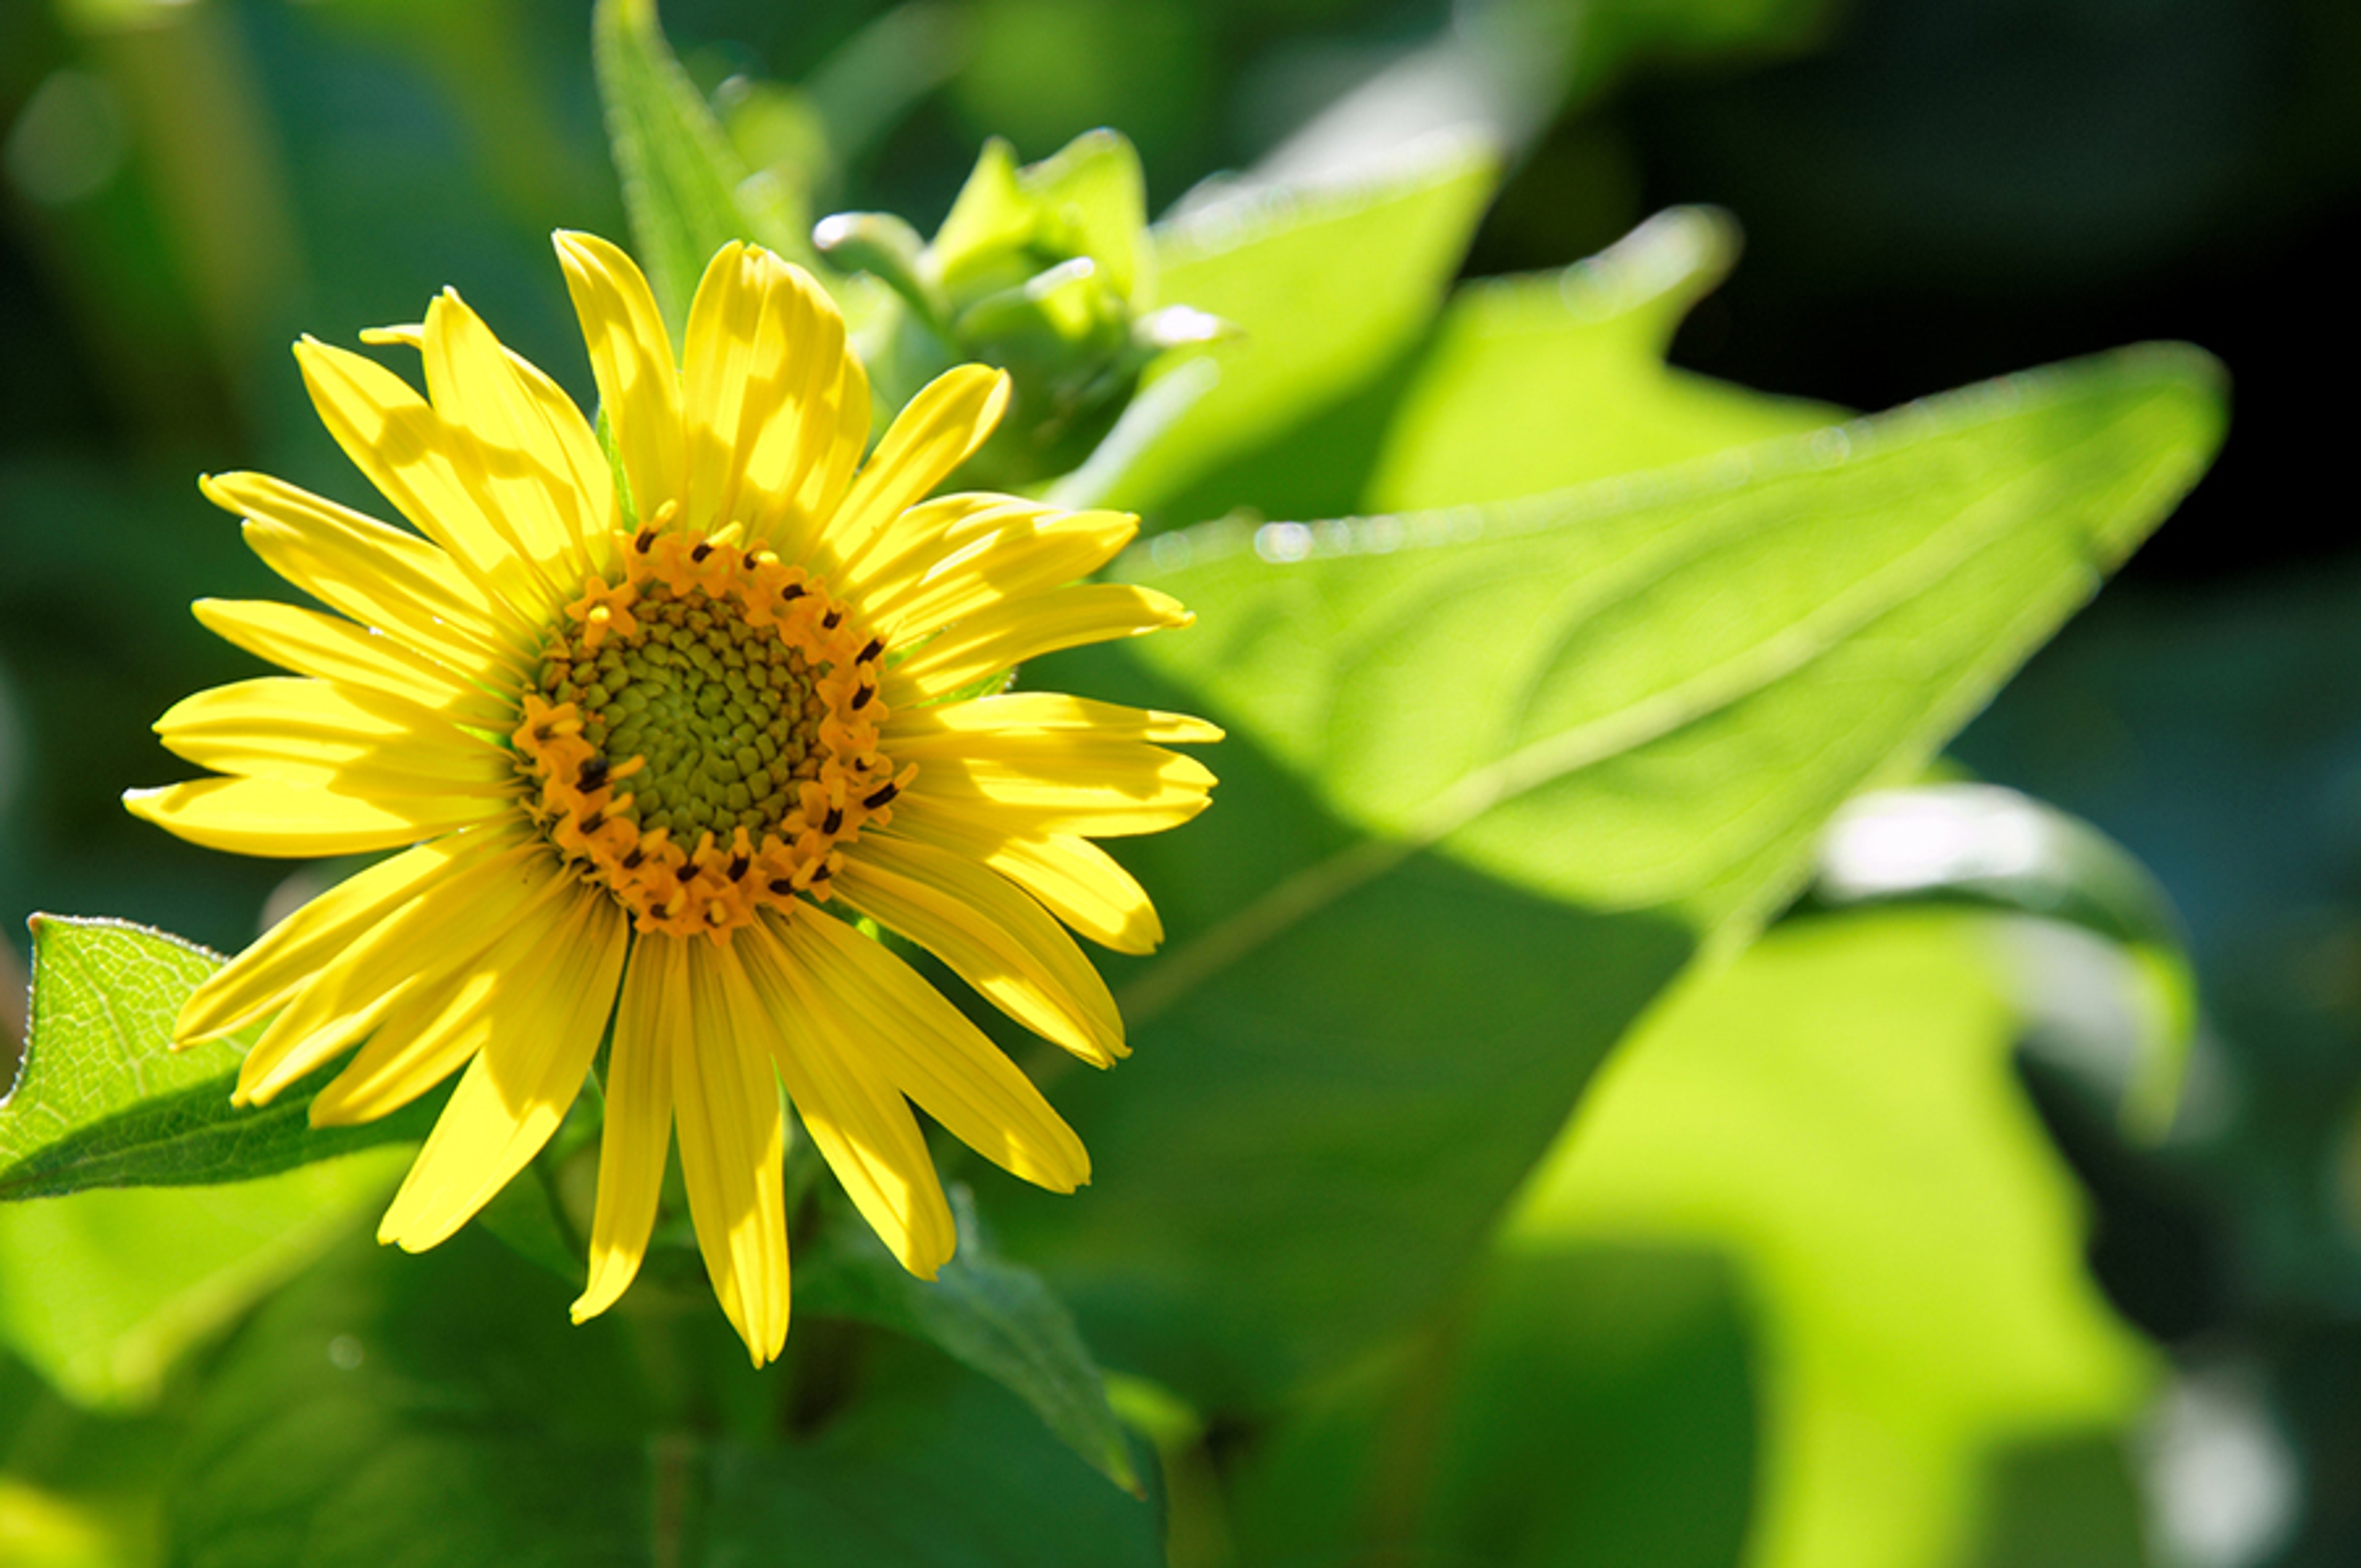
[0,1342,186,1563]
[700,1339,1161,1567]
[0,916,436,1201]
[1361,205,1843,511]
[1966,1435,2149,1568]
[167,1229,1160,1567]
[1002,345,2225,1408]
[1083,137,1499,521]
[797,1186,1141,1495]
[0,1150,407,1409]
[1219,907,2151,1568]
[1516,909,2156,1568]
[591,0,814,333]
[1227,1248,1758,1568]
[166,1231,657,1568]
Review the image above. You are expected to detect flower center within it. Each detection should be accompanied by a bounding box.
[511,518,914,940]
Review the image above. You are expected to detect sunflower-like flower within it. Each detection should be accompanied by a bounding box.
[125,233,1216,1364]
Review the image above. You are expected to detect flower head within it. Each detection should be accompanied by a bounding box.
[127,233,1216,1363]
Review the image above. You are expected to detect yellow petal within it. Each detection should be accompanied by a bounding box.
[861,508,1141,644]
[204,471,522,674]
[727,929,955,1279]
[834,833,1125,1065]
[827,493,1037,607]
[895,734,1217,838]
[154,677,512,797]
[294,336,562,615]
[191,599,513,729]
[680,243,869,544]
[240,839,560,1104]
[882,806,1163,954]
[420,287,611,577]
[777,910,1089,1190]
[125,776,500,857]
[376,893,627,1251]
[236,980,419,1109]
[888,583,1192,703]
[892,692,1224,747]
[178,827,524,1046]
[676,939,792,1366]
[555,230,684,526]
[369,318,627,576]
[300,864,583,1122]
[573,936,680,1323]
[816,364,1009,574]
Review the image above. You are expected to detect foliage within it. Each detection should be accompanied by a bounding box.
[0,0,2293,1562]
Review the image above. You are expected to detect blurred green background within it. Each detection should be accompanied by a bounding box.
[2,0,2357,1563]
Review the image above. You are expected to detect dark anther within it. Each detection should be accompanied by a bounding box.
[863,781,900,810]
[532,723,555,743]
[727,853,751,880]
[622,846,646,869]
[856,637,884,665]
[851,684,875,711]
[690,541,715,562]
[580,810,607,833]
[809,862,832,883]
[633,526,657,553]
[578,757,611,791]
[821,806,844,834]
[780,583,807,602]
[769,877,796,896]
[821,608,844,630]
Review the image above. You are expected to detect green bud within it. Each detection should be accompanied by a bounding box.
[815,128,1228,487]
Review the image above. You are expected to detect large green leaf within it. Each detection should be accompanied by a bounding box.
[0,917,436,1201]
[167,1229,1160,1567]
[0,1344,184,1568]
[0,1150,407,1409]
[998,345,2223,1408]
[1360,205,1841,511]
[1214,907,2151,1568]
[1227,1247,1758,1568]
[697,1344,1161,1568]
[796,1186,1140,1494]
[166,1230,657,1568]
[591,0,814,333]
[1083,138,1498,522]
[1518,908,2155,1568]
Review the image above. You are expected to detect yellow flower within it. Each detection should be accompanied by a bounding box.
[125,234,1217,1365]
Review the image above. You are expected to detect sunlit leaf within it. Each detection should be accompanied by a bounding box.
[1218,907,2153,1568]
[1000,345,2225,1408]
[797,1186,1140,1494]
[1361,205,1841,511]
[0,917,435,1201]
[0,1151,406,1409]
[1518,909,2156,1568]
[1080,137,1498,521]
[0,1345,181,1562]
